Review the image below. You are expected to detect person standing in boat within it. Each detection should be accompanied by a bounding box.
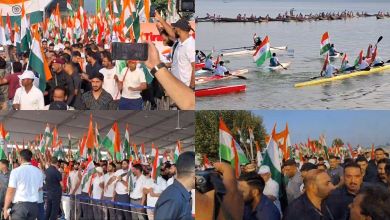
[215,61,230,77]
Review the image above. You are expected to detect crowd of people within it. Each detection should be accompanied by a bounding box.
[0,11,195,110]
[0,148,195,220]
[196,148,390,220]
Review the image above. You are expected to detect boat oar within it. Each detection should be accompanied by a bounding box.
[233,75,247,79]
[375,36,383,47]
[279,63,287,70]
[270,46,287,51]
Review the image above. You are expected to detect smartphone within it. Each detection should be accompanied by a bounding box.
[111,42,148,61]
[150,6,156,17]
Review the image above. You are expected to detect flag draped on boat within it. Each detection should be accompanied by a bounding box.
[253,36,271,67]
[320,32,331,55]
[29,30,52,92]
[219,117,249,176]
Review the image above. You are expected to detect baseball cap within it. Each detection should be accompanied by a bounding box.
[18,70,36,80]
[258,165,271,174]
[52,57,65,65]
[171,19,192,32]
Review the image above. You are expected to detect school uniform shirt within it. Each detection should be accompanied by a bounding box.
[103,172,115,198]
[130,174,148,200]
[100,67,121,100]
[13,86,44,110]
[171,36,195,86]
[8,163,44,203]
[92,175,104,199]
[114,169,129,195]
[118,67,146,99]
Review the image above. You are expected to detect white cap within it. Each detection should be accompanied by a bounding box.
[95,167,103,173]
[308,159,316,164]
[18,70,36,80]
[258,165,271,174]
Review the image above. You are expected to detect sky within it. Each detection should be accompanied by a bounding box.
[253,111,390,148]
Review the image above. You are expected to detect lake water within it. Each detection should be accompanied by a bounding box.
[196,0,390,109]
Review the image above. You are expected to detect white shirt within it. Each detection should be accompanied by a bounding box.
[100,67,120,100]
[8,163,44,203]
[114,169,129,195]
[118,67,146,99]
[103,172,115,197]
[156,176,169,192]
[91,175,104,199]
[130,174,147,199]
[167,177,174,187]
[69,170,82,195]
[359,60,369,70]
[215,65,228,76]
[263,178,279,198]
[81,174,92,193]
[144,178,159,207]
[13,86,44,110]
[205,58,213,69]
[171,37,195,86]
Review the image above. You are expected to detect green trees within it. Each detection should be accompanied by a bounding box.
[195,111,267,162]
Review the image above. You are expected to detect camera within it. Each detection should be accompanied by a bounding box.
[177,0,195,13]
[196,168,222,194]
[111,42,149,61]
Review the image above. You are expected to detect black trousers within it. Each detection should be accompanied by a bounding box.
[11,202,39,220]
[45,193,61,220]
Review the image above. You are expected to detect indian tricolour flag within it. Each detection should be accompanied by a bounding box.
[354,50,363,67]
[219,117,249,177]
[320,32,331,55]
[39,123,52,154]
[151,144,159,181]
[20,3,31,52]
[102,122,120,159]
[261,125,283,187]
[123,124,130,159]
[174,140,182,162]
[0,0,51,25]
[81,156,95,193]
[0,123,10,160]
[29,30,52,92]
[253,36,272,67]
[341,53,348,71]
